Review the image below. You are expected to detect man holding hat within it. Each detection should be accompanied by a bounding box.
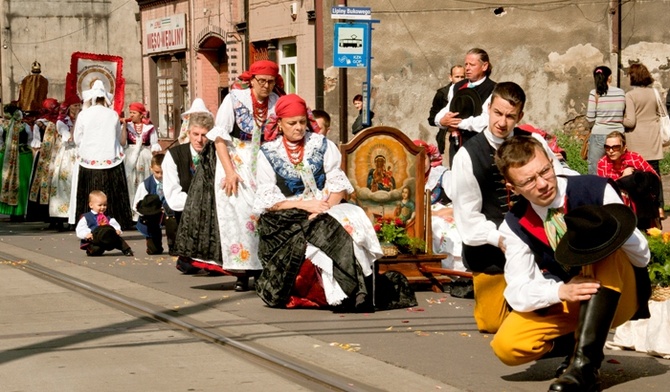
[491,135,650,392]
[450,82,565,334]
[434,48,496,166]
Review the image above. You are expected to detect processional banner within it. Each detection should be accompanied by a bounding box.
[65,52,125,114]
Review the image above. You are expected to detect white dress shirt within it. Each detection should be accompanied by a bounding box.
[434,77,492,133]
[76,211,122,239]
[499,177,650,312]
[451,129,565,249]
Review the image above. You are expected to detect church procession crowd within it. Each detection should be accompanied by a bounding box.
[1,47,666,391]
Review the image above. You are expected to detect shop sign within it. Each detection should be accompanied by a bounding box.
[146,14,187,54]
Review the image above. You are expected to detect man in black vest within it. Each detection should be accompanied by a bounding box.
[163,112,212,272]
[435,48,496,167]
[491,136,650,392]
[451,82,565,334]
[428,64,464,154]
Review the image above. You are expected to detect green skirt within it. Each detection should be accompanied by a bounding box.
[0,149,34,216]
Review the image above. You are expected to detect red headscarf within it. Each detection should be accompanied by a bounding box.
[234,60,284,93]
[275,94,307,118]
[41,98,60,122]
[129,102,147,115]
[413,139,443,168]
[263,94,321,141]
[239,60,279,82]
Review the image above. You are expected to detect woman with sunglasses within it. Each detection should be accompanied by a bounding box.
[597,130,661,229]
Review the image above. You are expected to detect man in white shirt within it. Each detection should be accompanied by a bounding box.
[451,81,565,334]
[491,136,650,392]
[435,48,496,166]
[162,112,211,271]
[452,82,560,333]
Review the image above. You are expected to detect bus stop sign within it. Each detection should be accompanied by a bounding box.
[333,23,370,68]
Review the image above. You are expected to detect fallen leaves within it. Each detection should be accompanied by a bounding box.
[0,259,27,265]
[330,342,361,352]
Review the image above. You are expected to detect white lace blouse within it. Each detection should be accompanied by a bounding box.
[254,132,353,212]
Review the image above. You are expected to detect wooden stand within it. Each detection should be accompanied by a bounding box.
[377,253,472,293]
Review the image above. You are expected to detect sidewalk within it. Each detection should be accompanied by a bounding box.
[0,242,458,392]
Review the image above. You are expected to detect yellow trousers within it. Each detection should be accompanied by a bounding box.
[491,249,638,366]
[472,272,509,333]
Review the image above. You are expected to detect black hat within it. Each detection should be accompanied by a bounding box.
[136,194,163,216]
[555,204,637,267]
[449,88,483,119]
[92,225,119,249]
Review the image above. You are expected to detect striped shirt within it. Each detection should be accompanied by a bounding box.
[586,86,625,135]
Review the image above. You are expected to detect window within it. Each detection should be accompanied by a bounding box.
[156,57,174,139]
[279,39,297,94]
[154,54,187,139]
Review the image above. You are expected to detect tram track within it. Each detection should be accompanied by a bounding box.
[1,251,384,392]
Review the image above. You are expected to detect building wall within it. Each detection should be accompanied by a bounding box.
[138,0,190,108]
[323,1,670,143]
[0,0,142,108]
[250,0,317,106]
[138,0,240,120]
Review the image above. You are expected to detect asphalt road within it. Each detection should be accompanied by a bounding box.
[1,220,669,391]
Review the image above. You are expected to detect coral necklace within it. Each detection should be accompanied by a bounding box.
[251,90,268,127]
[283,137,305,165]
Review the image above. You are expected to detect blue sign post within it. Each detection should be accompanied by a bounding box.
[332,6,379,128]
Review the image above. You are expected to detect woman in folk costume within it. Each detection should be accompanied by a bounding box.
[413,139,464,271]
[0,103,35,220]
[26,98,60,222]
[124,102,161,219]
[49,98,82,227]
[174,60,282,291]
[177,60,281,291]
[253,94,384,310]
[68,80,132,229]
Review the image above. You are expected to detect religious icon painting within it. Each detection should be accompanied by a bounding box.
[340,126,427,240]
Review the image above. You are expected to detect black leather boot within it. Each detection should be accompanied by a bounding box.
[548,287,621,392]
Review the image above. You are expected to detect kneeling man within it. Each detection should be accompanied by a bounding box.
[491,136,650,392]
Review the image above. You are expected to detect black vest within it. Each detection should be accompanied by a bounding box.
[506,175,607,282]
[453,77,497,103]
[167,143,194,194]
[505,175,651,319]
[459,128,527,273]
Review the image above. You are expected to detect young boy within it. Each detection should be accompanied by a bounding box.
[133,154,172,255]
[312,109,331,136]
[76,190,133,256]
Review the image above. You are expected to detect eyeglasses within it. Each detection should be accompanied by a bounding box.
[513,164,554,190]
[253,77,276,86]
[604,144,622,152]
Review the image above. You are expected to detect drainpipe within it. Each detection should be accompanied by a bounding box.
[337,0,348,144]
[610,0,622,85]
[314,0,324,110]
[244,0,250,69]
